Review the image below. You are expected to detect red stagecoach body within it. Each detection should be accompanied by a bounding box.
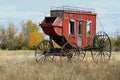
[40,6,97,48]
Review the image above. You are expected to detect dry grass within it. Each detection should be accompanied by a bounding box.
[0,51,120,80]
[0,50,34,63]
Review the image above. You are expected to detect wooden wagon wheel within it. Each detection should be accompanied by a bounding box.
[35,40,55,63]
[60,42,84,63]
[91,31,111,63]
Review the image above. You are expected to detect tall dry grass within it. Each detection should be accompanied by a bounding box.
[0,60,120,80]
[0,51,120,80]
[0,50,34,63]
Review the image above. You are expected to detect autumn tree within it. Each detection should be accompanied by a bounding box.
[13,32,25,49]
[7,23,17,49]
[21,20,44,49]
[20,20,32,49]
[0,26,7,49]
[28,21,44,48]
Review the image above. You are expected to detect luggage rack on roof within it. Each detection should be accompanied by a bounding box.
[51,6,95,13]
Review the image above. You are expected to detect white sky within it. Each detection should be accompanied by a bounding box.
[0,0,120,35]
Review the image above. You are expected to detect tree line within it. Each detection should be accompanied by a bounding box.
[0,20,120,51]
[0,20,44,50]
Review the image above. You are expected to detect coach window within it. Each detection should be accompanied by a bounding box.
[69,20,75,38]
[78,22,82,37]
[86,21,92,37]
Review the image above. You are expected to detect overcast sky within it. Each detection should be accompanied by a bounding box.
[0,0,120,35]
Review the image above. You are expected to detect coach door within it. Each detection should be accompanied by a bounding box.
[78,21,82,46]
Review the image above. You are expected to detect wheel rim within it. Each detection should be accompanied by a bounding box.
[91,31,111,63]
[35,40,54,63]
[60,42,84,63]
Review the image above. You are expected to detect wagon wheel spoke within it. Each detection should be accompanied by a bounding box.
[37,55,53,63]
[104,50,111,57]
[40,57,46,63]
[91,31,111,63]
[60,42,81,63]
[45,54,54,62]
[35,40,55,63]
[60,49,70,62]
[78,49,86,61]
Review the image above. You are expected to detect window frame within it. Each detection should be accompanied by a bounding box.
[69,20,76,38]
[78,21,83,37]
[86,21,92,37]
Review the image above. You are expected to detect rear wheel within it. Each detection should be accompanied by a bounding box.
[35,40,55,63]
[91,31,111,63]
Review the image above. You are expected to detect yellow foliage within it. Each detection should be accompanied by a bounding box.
[29,30,43,47]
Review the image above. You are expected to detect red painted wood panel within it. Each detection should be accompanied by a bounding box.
[40,10,97,47]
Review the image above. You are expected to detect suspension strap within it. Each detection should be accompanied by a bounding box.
[97,16,105,32]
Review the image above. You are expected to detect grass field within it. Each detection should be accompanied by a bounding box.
[0,50,120,80]
[0,50,34,63]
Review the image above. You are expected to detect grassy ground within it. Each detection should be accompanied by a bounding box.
[0,50,34,63]
[0,51,120,80]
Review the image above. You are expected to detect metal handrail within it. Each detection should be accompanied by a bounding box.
[51,6,95,13]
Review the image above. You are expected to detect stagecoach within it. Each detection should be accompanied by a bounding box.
[35,6,111,63]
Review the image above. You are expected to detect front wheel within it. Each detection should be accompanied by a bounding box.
[35,40,55,63]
